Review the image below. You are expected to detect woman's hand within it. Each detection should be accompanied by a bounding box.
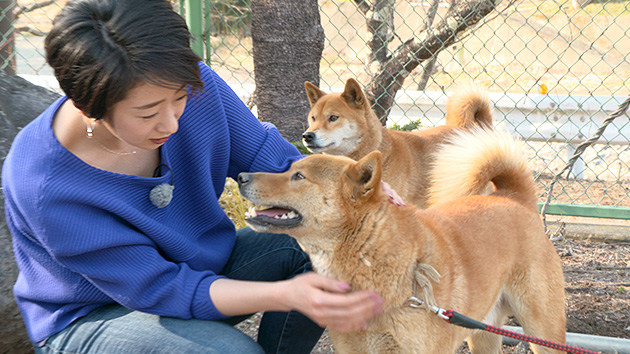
[382,181,406,207]
[281,272,384,333]
[209,274,383,332]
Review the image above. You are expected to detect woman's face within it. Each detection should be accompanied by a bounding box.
[101,81,188,151]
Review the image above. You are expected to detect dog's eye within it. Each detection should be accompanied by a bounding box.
[292,172,305,181]
[329,115,339,122]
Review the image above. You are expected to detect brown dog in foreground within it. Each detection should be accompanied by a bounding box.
[238,128,566,353]
[302,79,493,208]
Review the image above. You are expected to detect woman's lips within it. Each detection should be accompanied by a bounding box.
[151,136,170,144]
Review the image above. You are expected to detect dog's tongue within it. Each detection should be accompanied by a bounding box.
[256,207,293,217]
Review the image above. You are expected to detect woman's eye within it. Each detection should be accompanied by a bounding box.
[329,115,339,122]
[176,94,187,101]
[292,172,305,181]
[140,113,158,119]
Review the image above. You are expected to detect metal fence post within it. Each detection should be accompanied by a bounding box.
[203,0,211,67]
[184,0,204,60]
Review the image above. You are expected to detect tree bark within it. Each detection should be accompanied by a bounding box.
[365,0,395,65]
[416,0,442,91]
[251,0,325,142]
[355,0,500,124]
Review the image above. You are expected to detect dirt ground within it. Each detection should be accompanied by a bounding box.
[236,237,630,353]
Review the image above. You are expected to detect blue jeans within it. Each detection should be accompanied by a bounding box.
[34,228,324,354]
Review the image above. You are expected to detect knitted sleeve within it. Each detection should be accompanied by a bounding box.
[199,64,304,178]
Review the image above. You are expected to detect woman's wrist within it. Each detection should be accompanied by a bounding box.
[209,278,292,316]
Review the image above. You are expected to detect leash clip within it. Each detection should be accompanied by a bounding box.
[432,306,450,321]
[407,296,424,308]
[407,296,450,321]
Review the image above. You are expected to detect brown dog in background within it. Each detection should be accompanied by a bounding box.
[239,127,566,354]
[302,79,493,208]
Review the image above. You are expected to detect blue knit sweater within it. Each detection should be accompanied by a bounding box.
[2,63,302,344]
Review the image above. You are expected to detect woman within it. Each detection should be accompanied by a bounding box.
[1,0,383,353]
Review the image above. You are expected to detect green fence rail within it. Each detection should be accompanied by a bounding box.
[2,0,629,219]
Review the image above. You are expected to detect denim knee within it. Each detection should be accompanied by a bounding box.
[36,305,265,354]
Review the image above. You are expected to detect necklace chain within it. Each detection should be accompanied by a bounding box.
[93,138,137,156]
[86,118,137,156]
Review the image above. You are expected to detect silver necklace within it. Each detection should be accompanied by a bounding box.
[94,139,137,156]
[86,119,137,156]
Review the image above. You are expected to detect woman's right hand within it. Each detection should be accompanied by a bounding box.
[282,272,384,333]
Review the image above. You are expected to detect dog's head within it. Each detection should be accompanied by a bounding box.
[238,151,384,255]
[302,78,373,156]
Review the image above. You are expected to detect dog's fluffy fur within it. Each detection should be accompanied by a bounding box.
[239,128,566,354]
[302,79,493,208]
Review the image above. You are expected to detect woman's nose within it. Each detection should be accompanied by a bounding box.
[158,110,179,134]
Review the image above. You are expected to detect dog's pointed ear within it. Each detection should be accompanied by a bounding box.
[346,151,383,201]
[341,78,367,109]
[305,81,326,107]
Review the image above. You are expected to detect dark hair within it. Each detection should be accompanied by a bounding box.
[45,0,204,119]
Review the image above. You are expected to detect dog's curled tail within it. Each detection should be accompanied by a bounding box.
[445,83,493,128]
[427,128,537,209]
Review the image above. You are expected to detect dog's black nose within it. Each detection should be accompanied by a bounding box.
[302,132,315,143]
[237,173,251,187]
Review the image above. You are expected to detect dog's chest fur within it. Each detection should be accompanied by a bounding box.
[308,249,334,277]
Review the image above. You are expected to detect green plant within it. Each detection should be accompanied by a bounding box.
[389,120,423,132]
[292,141,312,155]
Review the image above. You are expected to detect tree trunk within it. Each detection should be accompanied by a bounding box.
[365,0,395,65]
[251,0,324,142]
[416,0,442,91]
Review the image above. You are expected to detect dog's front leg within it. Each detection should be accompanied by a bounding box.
[329,330,369,354]
[366,331,403,354]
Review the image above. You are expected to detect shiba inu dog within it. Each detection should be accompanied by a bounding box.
[239,128,566,354]
[302,79,493,209]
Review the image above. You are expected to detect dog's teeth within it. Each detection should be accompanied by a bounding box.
[281,214,288,219]
[287,211,298,219]
[274,215,280,219]
[246,207,257,218]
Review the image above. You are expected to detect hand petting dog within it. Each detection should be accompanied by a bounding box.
[382,181,406,207]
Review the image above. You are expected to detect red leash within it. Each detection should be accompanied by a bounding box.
[442,309,603,354]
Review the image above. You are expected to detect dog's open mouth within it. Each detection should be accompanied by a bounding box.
[245,206,303,228]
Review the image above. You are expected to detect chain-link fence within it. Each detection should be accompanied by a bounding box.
[1,0,629,219]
